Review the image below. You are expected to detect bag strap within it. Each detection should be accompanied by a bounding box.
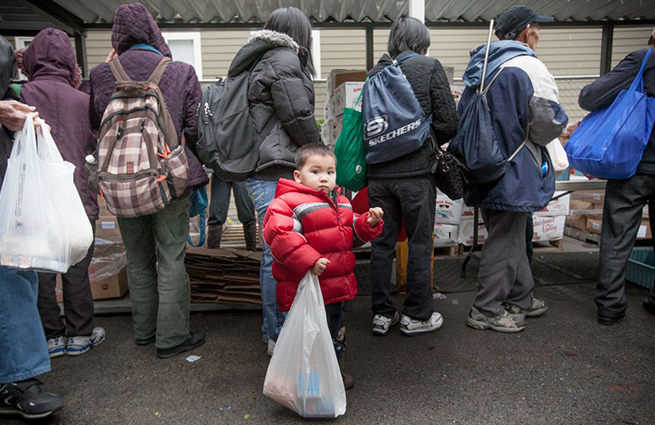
[354,77,368,108]
[108,56,132,84]
[479,19,495,93]
[147,57,172,85]
[629,48,652,93]
[481,67,504,96]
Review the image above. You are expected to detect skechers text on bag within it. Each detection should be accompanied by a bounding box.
[564,49,655,180]
[362,53,433,164]
[97,56,189,218]
[197,69,260,181]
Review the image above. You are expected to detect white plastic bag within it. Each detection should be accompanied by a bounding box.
[0,116,93,273]
[263,272,346,418]
[546,138,569,176]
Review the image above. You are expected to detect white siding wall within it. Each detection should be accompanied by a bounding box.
[612,26,653,66]
[200,30,249,80]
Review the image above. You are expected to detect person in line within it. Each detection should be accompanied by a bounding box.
[368,16,458,337]
[207,176,257,251]
[0,35,64,420]
[461,5,568,332]
[88,3,209,358]
[228,7,321,354]
[263,144,384,389]
[18,28,106,358]
[578,26,655,325]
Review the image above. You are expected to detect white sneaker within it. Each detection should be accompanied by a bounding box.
[267,338,276,357]
[67,327,105,356]
[371,312,400,336]
[47,336,67,358]
[400,312,444,336]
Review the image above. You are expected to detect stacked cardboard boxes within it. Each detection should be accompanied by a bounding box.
[533,192,570,243]
[566,190,651,240]
[321,70,366,149]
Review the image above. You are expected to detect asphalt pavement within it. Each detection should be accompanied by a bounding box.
[3,282,654,425]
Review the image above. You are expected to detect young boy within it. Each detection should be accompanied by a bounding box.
[263,144,384,390]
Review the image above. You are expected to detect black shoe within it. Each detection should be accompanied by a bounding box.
[643,299,655,317]
[0,378,64,419]
[207,225,223,249]
[136,336,156,346]
[597,313,625,326]
[157,332,205,359]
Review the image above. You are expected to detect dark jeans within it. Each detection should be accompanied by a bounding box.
[208,174,256,226]
[326,302,345,360]
[598,173,655,318]
[475,209,534,317]
[37,221,96,339]
[368,175,436,321]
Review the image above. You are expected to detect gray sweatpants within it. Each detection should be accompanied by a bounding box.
[474,209,534,317]
[598,173,655,318]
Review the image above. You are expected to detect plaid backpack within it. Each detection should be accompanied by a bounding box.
[97,56,189,217]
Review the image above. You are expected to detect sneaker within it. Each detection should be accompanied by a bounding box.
[0,378,64,419]
[47,336,67,358]
[67,327,106,356]
[267,338,276,357]
[371,312,400,336]
[505,298,548,322]
[467,307,526,333]
[157,332,205,359]
[400,312,444,336]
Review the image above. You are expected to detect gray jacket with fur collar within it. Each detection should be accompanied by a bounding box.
[229,30,320,180]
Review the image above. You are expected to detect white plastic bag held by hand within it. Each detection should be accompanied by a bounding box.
[546,138,569,176]
[0,116,93,272]
[263,272,346,418]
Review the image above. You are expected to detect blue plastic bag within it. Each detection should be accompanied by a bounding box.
[565,49,655,179]
[187,186,208,247]
[362,54,432,164]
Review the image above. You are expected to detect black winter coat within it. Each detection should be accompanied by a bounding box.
[366,51,459,178]
[0,36,17,191]
[579,48,655,175]
[229,30,321,181]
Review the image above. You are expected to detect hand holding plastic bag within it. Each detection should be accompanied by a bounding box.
[263,272,346,418]
[0,116,93,273]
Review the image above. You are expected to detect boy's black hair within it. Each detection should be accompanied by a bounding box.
[387,16,431,59]
[295,144,337,170]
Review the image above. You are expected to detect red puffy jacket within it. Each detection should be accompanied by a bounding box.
[263,179,384,312]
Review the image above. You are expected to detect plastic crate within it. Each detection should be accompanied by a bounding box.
[625,247,655,290]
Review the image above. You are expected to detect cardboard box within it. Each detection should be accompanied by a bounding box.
[330,82,364,117]
[327,69,367,95]
[458,218,487,246]
[56,265,128,302]
[569,199,595,212]
[434,223,458,247]
[570,190,605,204]
[532,215,566,241]
[535,193,570,216]
[566,214,588,231]
[586,218,603,235]
[637,219,652,239]
[435,191,463,224]
[96,215,121,240]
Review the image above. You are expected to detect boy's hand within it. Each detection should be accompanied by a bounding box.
[367,207,384,227]
[311,258,330,276]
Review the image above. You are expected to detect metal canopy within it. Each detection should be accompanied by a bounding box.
[43,0,655,26]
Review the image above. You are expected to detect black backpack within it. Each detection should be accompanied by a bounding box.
[197,71,258,181]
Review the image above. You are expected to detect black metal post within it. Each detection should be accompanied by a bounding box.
[600,23,614,76]
[74,31,88,78]
[365,25,374,71]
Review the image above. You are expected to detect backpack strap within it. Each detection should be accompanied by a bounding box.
[108,56,132,84]
[147,57,171,85]
[481,67,504,96]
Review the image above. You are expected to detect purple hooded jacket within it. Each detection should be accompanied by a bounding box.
[21,28,99,220]
[89,2,208,189]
